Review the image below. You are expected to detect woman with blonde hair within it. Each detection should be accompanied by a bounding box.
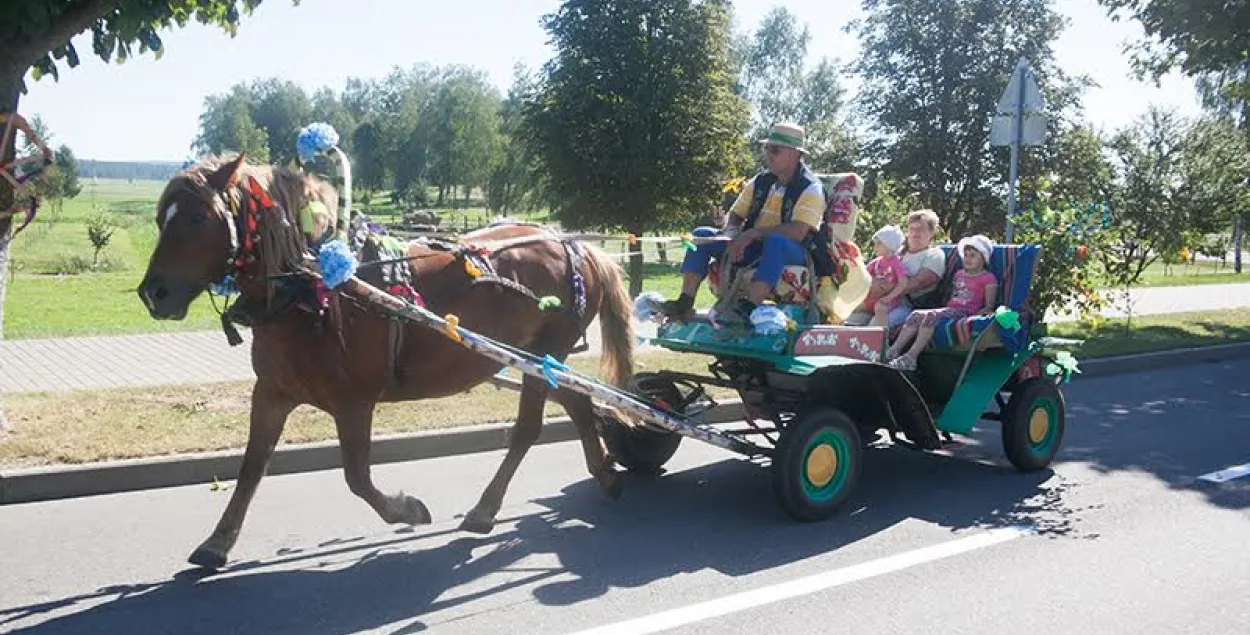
[845,208,947,328]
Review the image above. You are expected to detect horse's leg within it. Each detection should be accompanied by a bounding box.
[336,403,433,526]
[188,381,296,569]
[460,373,550,534]
[550,388,623,499]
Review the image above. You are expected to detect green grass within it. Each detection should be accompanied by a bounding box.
[1050,308,1250,358]
[3,179,1245,339]
[0,350,725,469]
[5,272,221,339]
[1,180,561,339]
[1124,260,1246,288]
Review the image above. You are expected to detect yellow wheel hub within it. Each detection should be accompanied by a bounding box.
[806,444,838,488]
[1029,408,1051,444]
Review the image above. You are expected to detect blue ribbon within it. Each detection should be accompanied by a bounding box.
[541,354,569,389]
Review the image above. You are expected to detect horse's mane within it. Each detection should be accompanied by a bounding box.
[162,153,341,301]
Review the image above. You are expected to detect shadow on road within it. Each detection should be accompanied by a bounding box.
[0,443,1062,635]
[1057,358,1250,512]
[5,359,1244,635]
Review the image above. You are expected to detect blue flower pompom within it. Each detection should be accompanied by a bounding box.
[297,122,340,164]
[209,275,239,297]
[750,305,789,336]
[632,291,666,323]
[318,239,358,289]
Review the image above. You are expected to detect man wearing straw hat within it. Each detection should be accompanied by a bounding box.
[662,122,827,322]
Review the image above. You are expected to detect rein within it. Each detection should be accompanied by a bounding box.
[202,182,592,349]
[206,175,264,345]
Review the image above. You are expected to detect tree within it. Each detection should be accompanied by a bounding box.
[52,145,81,199]
[1100,107,1191,319]
[249,78,311,165]
[194,85,271,162]
[350,120,387,204]
[523,0,750,294]
[0,0,297,342]
[423,67,501,205]
[1179,115,1250,268]
[851,0,1083,237]
[1097,0,1250,103]
[737,8,853,171]
[739,7,810,131]
[1098,0,1250,272]
[1035,124,1117,210]
[488,65,547,214]
[383,66,440,207]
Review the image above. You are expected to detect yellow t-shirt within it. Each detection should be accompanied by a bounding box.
[730,175,826,230]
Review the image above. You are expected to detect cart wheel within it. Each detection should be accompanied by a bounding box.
[600,373,683,475]
[772,408,862,522]
[1001,377,1065,472]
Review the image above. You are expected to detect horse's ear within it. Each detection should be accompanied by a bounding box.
[207,153,247,192]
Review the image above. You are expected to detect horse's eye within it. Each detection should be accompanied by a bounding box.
[191,210,208,225]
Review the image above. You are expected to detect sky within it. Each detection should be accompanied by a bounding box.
[18,0,1205,162]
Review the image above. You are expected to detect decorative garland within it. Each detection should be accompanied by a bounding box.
[0,112,54,241]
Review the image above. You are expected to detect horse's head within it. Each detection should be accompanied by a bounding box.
[138,154,247,320]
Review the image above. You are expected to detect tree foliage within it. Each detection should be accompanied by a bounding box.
[851,0,1083,237]
[1181,115,1250,233]
[521,0,750,293]
[523,0,749,233]
[1097,0,1250,103]
[1100,107,1191,297]
[738,8,852,171]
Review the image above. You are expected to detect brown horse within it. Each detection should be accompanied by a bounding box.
[138,153,638,570]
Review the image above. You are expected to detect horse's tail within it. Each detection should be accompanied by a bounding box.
[583,244,636,394]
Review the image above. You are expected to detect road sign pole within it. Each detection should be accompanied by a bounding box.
[1005,62,1025,243]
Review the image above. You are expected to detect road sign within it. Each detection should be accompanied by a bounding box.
[997,60,1045,115]
[990,114,1046,147]
[996,57,1047,243]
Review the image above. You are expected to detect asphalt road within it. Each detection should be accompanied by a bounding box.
[2,359,1248,635]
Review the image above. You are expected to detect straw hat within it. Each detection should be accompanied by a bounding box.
[758,122,808,155]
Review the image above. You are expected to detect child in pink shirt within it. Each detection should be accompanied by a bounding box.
[886,234,999,370]
[850,225,909,326]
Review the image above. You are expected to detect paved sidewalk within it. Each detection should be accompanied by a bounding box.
[1,282,1247,395]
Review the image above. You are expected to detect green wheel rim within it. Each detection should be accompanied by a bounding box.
[800,429,851,503]
[1026,396,1060,456]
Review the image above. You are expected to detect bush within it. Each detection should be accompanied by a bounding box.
[1011,191,1112,325]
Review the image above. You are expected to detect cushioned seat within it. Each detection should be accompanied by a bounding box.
[707,261,813,305]
[704,172,868,316]
[925,244,1042,354]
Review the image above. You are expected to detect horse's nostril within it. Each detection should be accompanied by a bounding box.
[153,286,169,302]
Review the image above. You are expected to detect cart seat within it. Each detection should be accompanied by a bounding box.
[707,261,813,306]
[925,243,1041,354]
[703,172,866,321]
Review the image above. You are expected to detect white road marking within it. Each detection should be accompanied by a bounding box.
[1198,462,1250,484]
[563,526,1032,635]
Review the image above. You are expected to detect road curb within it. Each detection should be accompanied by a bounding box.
[3,342,1248,505]
[1077,341,1250,377]
[0,402,746,505]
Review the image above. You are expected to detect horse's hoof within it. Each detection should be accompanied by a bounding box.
[459,510,496,535]
[188,546,227,570]
[396,496,433,525]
